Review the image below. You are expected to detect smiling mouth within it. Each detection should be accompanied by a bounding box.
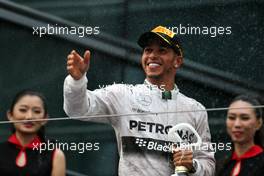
[232,131,243,137]
[147,63,161,68]
[23,122,34,128]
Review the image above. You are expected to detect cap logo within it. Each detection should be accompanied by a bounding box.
[151,26,175,38]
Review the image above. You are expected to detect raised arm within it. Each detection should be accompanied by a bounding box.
[63,50,119,122]
[64,50,92,117]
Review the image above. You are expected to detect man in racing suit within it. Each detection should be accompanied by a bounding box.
[64,26,215,176]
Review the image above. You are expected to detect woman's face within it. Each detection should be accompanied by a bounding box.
[226,100,261,145]
[8,95,47,135]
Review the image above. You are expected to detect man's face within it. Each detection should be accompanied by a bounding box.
[141,39,181,80]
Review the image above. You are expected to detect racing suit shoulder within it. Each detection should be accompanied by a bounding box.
[177,92,206,111]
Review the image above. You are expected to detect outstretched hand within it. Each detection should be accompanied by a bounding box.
[67,50,90,80]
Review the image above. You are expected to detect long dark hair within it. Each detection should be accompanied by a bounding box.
[9,90,48,141]
[229,94,264,148]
